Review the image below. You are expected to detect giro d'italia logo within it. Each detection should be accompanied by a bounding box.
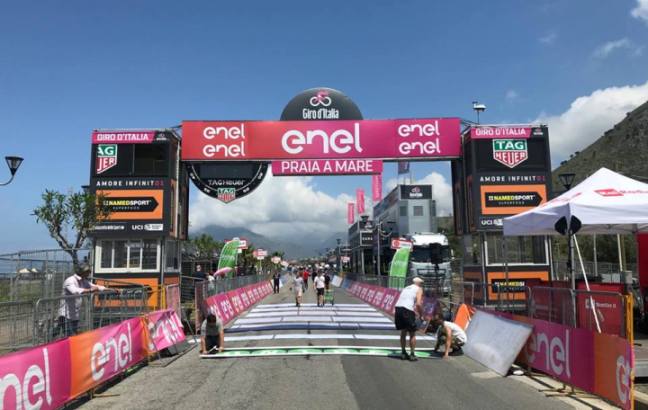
[309,90,332,107]
[492,139,528,168]
[96,144,118,174]
[217,188,236,203]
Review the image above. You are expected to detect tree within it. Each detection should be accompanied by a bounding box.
[33,190,110,272]
[190,234,223,259]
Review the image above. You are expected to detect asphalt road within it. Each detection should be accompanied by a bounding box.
[79,278,573,410]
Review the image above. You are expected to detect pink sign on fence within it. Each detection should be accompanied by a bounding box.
[146,309,186,353]
[0,339,71,410]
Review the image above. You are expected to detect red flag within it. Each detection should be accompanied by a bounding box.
[372,174,382,202]
[347,202,355,225]
[356,188,365,214]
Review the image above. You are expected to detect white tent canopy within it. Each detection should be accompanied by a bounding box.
[503,168,648,236]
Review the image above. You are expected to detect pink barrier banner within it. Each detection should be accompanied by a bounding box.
[146,309,186,353]
[227,290,245,315]
[240,288,252,310]
[505,313,634,409]
[0,339,71,410]
[182,118,462,161]
[205,293,236,324]
[68,317,147,398]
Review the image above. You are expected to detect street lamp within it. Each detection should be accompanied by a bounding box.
[375,220,395,276]
[472,101,486,124]
[336,238,342,274]
[558,173,577,286]
[1,156,24,186]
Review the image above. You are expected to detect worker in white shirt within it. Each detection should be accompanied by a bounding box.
[430,315,468,358]
[56,264,116,337]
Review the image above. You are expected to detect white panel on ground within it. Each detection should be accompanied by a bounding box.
[333,317,392,323]
[234,318,282,324]
[281,316,332,322]
[225,335,275,341]
[274,334,354,340]
[464,310,533,376]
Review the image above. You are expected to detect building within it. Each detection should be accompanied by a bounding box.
[359,184,438,275]
[347,216,374,275]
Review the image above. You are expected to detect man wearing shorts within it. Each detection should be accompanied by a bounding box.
[394,277,424,361]
[314,271,326,307]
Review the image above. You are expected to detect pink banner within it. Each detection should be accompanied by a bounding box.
[182,118,462,161]
[272,159,383,176]
[372,174,382,202]
[146,309,186,353]
[0,339,71,410]
[469,125,532,139]
[356,189,365,214]
[347,202,355,225]
[68,317,147,398]
[227,290,245,315]
[500,313,634,409]
[92,131,156,144]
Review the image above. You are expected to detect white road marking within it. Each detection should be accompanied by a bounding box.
[332,317,392,323]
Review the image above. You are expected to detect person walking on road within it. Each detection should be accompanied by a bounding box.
[302,269,309,290]
[314,271,326,307]
[430,316,467,358]
[293,274,304,307]
[200,313,224,354]
[273,271,281,294]
[394,277,424,361]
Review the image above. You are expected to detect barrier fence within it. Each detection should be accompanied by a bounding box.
[0,308,186,410]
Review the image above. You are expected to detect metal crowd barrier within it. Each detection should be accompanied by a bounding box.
[32,286,149,346]
[0,300,36,353]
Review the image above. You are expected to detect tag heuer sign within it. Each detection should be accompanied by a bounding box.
[217,188,236,203]
[96,144,118,174]
[492,139,528,168]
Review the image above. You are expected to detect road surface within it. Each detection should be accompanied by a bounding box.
[79,277,573,410]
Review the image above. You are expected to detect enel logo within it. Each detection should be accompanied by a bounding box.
[0,348,53,410]
[281,123,363,155]
[90,322,133,381]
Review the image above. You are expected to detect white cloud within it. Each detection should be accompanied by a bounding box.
[539,32,557,45]
[592,38,643,59]
[189,173,352,240]
[385,171,453,216]
[505,89,519,102]
[534,80,648,165]
[632,0,648,24]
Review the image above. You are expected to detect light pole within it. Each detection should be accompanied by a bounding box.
[472,101,486,124]
[558,173,576,285]
[376,221,395,276]
[336,238,342,274]
[0,156,24,186]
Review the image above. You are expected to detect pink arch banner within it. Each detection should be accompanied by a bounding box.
[182,118,461,161]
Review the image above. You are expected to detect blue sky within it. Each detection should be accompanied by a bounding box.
[2,0,648,252]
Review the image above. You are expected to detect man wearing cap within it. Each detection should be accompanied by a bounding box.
[394,277,424,361]
[55,264,114,337]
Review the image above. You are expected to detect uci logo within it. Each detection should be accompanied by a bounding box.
[309,90,332,107]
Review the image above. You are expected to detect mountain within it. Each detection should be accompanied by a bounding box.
[192,226,342,259]
[552,100,648,187]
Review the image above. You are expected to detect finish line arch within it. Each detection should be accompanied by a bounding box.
[87,87,553,307]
